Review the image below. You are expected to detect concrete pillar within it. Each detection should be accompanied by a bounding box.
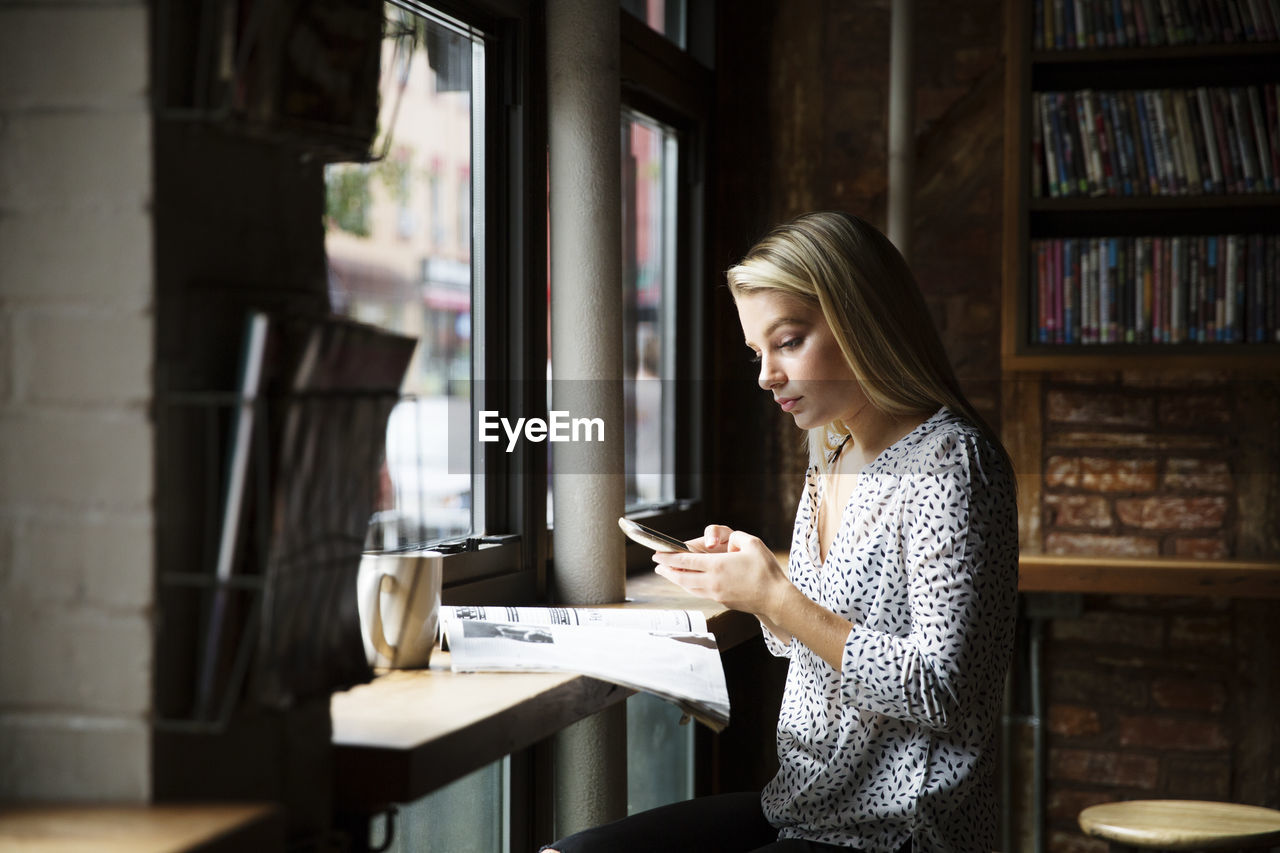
[547,0,625,607]
[546,0,628,839]
[888,0,915,264]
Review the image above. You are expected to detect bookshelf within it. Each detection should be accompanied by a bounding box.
[1002,0,1280,371]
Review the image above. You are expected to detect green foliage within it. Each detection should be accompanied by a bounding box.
[325,165,373,237]
[377,154,412,206]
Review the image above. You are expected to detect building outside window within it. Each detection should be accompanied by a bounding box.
[622,108,680,509]
[622,0,688,48]
[325,3,478,549]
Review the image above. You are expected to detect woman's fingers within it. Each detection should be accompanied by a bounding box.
[652,549,703,572]
[686,524,732,553]
[654,560,714,601]
[684,524,732,553]
[726,529,763,553]
[655,527,781,613]
[704,524,732,550]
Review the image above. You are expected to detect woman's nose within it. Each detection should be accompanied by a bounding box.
[757,354,783,390]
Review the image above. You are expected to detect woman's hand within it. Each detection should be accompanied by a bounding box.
[657,525,855,671]
[685,524,733,553]
[653,528,790,624]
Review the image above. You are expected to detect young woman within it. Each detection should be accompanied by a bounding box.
[544,211,1019,853]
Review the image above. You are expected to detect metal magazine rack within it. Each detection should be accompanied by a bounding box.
[154,314,416,732]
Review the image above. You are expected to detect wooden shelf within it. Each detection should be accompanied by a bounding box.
[1019,553,1280,597]
[1028,195,1280,240]
[1029,193,1280,213]
[1032,42,1280,65]
[1030,43,1280,91]
[1002,345,1280,372]
[786,545,1280,598]
[1001,0,1280,373]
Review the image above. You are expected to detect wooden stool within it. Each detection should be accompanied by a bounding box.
[1079,799,1280,851]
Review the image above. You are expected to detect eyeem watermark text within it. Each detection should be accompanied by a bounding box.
[478,410,605,452]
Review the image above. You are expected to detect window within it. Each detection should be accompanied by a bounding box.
[622,109,679,509]
[375,758,509,853]
[622,0,688,49]
[313,2,715,849]
[325,3,479,548]
[617,13,716,825]
[616,10,713,569]
[324,0,545,604]
[627,692,694,813]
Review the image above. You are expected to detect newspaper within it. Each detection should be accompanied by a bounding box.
[440,606,731,731]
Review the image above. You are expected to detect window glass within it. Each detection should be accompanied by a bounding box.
[374,757,508,851]
[627,692,694,814]
[622,109,679,509]
[324,3,482,549]
[621,0,688,49]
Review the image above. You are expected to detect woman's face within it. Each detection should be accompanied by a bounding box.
[736,290,867,431]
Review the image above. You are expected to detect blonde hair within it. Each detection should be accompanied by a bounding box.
[727,211,1009,473]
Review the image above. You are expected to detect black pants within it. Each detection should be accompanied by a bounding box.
[541,791,912,853]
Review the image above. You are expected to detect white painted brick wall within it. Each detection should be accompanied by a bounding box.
[13,514,153,609]
[0,207,152,306]
[0,1,153,803]
[0,412,152,510]
[0,7,148,111]
[0,311,11,402]
[1,112,151,208]
[0,519,12,588]
[18,309,152,404]
[0,608,151,714]
[0,717,149,802]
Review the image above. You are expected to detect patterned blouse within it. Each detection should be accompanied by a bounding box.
[761,408,1019,853]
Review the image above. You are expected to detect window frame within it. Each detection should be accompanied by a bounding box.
[618,9,714,573]
[368,4,716,588]
[382,0,548,606]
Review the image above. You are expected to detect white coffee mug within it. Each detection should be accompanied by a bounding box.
[356,550,443,669]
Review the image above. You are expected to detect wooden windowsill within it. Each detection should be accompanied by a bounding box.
[1018,554,1280,598]
[332,553,1280,809]
[330,572,758,810]
[0,803,283,852]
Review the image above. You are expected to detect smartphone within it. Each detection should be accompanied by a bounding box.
[617,517,691,552]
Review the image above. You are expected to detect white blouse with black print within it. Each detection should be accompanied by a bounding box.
[760,408,1019,853]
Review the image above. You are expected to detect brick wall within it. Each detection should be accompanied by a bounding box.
[714,0,1006,541]
[1042,372,1240,559]
[717,3,1280,852]
[1044,595,1241,853]
[1039,372,1280,853]
[0,2,155,800]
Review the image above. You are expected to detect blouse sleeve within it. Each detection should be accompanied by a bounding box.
[761,619,793,658]
[766,465,821,659]
[837,432,1018,732]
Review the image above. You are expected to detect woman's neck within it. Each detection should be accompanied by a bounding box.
[842,408,931,469]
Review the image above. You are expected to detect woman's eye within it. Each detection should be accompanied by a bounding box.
[779,337,802,350]
[748,351,762,364]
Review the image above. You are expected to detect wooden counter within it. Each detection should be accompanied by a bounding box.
[1018,554,1280,598]
[330,572,758,809]
[0,803,282,853]
[332,552,1280,810]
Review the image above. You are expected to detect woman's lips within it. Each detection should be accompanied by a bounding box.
[777,396,800,412]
